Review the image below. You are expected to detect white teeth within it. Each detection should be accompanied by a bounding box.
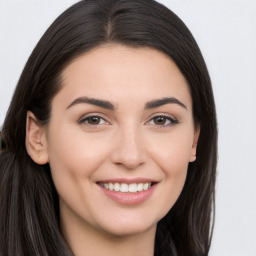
[120,183,129,192]
[137,183,144,191]
[100,182,152,193]
[114,183,120,191]
[108,183,114,191]
[143,183,149,190]
[128,183,137,193]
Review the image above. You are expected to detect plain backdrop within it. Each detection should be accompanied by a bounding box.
[0,0,255,255]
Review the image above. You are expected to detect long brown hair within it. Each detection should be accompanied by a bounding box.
[0,1,217,255]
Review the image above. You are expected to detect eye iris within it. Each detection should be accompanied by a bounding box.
[88,116,101,125]
[153,116,166,125]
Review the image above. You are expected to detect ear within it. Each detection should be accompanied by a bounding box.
[189,125,200,162]
[25,111,49,165]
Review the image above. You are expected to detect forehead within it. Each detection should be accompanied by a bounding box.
[57,44,192,110]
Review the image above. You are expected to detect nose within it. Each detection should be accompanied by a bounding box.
[110,125,147,170]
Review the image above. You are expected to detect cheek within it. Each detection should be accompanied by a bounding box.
[148,128,194,176]
[147,129,193,215]
[45,124,113,204]
[46,123,110,175]
[46,126,112,217]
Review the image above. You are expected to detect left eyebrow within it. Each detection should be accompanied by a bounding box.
[145,97,187,110]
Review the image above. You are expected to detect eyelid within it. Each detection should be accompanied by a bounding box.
[77,112,179,127]
[77,113,111,126]
[146,113,179,127]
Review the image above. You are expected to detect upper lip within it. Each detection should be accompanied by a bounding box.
[96,177,158,184]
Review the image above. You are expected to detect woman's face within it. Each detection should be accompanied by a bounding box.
[41,45,199,237]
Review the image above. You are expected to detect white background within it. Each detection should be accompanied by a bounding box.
[0,0,255,255]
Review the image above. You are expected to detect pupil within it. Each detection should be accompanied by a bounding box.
[154,116,165,125]
[89,117,100,124]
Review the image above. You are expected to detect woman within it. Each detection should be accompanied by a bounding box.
[0,0,217,255]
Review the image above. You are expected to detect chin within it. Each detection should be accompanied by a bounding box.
[103,224,156,238]
[96,214,158,238]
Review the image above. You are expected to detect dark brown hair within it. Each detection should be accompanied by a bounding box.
[0,1,217,255]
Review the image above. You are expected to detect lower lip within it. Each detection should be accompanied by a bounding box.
[98,184,157,205]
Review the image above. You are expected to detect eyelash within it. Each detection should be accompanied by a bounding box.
[146,114,179,127]
[78,114,179,128]
[78,114,109,127]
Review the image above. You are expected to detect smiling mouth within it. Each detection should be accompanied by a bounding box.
[97,180,158,205]
[98,182,155,193]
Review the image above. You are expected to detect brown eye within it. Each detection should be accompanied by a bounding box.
[78,115,108,126]
[148,115,178,127]
[153,116,168,125]
[87,116,101,125]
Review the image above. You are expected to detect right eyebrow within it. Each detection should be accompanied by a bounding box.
[66,97,115,110]
[145,97,188,110]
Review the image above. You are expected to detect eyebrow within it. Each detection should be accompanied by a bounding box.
[145,97,187,110]
[66,97,115,110]
[66,96,187,111]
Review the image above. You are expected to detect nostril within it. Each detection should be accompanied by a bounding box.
[111,150,147,169]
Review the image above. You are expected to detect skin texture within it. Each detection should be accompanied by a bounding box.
[26,44,199,256]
